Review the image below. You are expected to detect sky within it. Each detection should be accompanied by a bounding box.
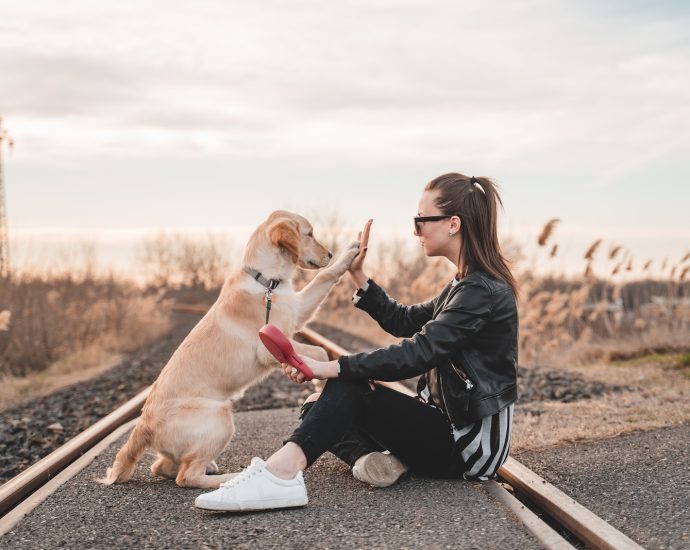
[1,0,689,277]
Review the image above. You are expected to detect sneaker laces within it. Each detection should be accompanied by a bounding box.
[220,459,263,489]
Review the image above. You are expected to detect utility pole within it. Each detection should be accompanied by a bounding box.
[0,115,14,278]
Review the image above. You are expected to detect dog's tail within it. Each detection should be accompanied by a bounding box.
[97,421,151,485]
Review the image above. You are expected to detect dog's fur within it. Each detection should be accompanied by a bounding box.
[98,210,359,489]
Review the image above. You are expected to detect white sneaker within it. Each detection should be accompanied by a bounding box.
[352,451,408,488]
[194,457,308,511]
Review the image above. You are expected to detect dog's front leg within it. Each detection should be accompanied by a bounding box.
[291,340,330,362]
[294,241,360,328]
[293,270,340,329]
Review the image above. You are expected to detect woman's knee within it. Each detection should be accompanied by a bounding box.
[302,391,321,405]
[299,378,364,408]
[299,392,321,420]
[298,379,371,420]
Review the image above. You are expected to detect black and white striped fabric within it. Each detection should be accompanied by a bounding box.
[418,382,513,480]
[452,404,513,480]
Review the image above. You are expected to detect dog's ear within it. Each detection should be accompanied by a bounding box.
[269,218,300,263]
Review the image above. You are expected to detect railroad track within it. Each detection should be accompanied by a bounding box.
[0,307,644,549]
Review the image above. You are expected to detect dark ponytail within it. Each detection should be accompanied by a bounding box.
[426,173,518,300]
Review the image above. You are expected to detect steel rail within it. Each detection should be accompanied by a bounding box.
[0,388,150,517]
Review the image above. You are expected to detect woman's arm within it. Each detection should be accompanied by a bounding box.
[281,281,491,385]
[339,279,492,381]
[354,279,439,338]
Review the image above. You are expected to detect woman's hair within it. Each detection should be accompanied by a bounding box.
[425,173,518,300]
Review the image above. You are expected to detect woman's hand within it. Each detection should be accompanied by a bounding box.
[349,219,372,287]
[281,356,340,384]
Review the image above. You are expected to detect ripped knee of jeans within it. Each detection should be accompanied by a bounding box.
[303,391,321,405]
[299,402,313,420]
[299,393,320,420]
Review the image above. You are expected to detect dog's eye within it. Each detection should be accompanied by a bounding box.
[308,231,313,237]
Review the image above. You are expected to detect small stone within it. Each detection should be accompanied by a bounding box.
[46,423,64,432]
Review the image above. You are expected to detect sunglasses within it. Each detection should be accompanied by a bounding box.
[413,215,454,236]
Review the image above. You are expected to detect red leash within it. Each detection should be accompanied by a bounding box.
[259,324,315,381]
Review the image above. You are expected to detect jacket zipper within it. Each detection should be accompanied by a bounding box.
[437,362,474,426]
[449,360,474,390]
[436,367,450,418]
[435,281,473,424]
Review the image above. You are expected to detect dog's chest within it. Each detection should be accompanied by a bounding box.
[258,288,297,327]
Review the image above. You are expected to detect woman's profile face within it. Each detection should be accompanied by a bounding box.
[416,189,453,257]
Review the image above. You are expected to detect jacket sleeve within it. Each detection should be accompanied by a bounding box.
[354,279,438,338]
[339,280,492,381]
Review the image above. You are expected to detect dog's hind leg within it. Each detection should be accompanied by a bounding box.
[173,403,237,488]
[176,456,236,489]
[151,455,179,479]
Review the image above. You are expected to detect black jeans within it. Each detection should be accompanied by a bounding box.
[285,378,458,477]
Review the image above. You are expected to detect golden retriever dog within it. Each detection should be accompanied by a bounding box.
[98,210,359,489]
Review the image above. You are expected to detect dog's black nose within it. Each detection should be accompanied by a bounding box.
[328,252,333,259]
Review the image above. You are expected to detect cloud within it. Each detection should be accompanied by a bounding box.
[0,0,688,172]
[0,52,143,117]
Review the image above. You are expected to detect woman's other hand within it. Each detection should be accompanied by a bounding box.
[349,218,372,287]
[281,357,340,383]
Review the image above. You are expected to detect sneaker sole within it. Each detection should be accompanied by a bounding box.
[194,495,308,512]
[355,453,407,488]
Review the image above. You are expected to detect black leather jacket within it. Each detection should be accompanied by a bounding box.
[337,270,519,426]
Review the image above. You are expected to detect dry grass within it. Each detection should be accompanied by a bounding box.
[139,231,234,290]
[0,310,9,331]
[0,271,171,409]
[537,218,560,247]
[0,348,123,410]
[0,231,236,408]
[512,353,690,452]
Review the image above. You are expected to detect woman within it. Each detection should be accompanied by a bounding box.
[195,173,519,512]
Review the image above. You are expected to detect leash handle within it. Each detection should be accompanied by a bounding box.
[258,324,315,381]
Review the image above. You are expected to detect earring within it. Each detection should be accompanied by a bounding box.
[449,231,455,237]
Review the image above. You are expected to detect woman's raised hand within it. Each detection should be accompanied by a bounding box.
[348,219,372,287]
